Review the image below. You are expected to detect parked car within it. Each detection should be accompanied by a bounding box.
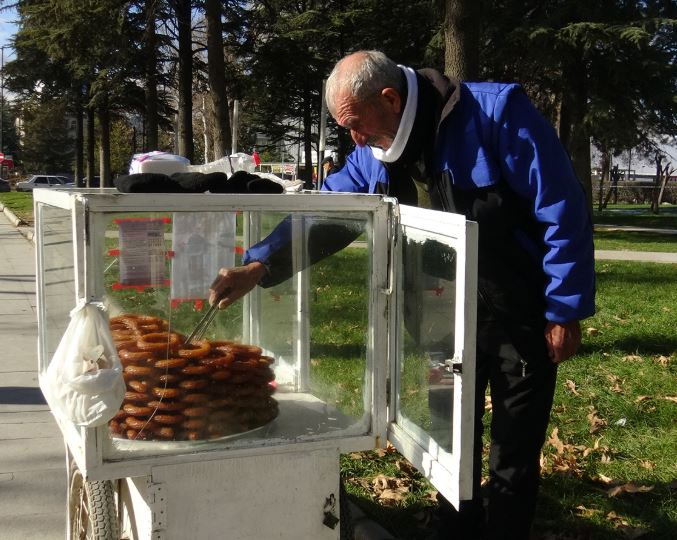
[15,175,74,192]
[0,177,11,192]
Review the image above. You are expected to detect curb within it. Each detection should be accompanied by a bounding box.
[0,203,35,244]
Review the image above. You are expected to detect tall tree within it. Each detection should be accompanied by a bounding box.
[173,0,195,162]
[204,0,231,159]
[444,0,480,79]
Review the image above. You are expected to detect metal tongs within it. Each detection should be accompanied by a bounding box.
[184,288,231,344]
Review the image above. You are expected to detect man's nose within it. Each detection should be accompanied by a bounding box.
[351,130,368,147]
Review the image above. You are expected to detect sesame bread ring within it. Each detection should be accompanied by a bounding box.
[123,403,154,417]
[119,346,157,364]
[147,400,185,412]
[152,386,182,400]
[182,418,207,430]
[181,364,211,376]
[125,416,156,431]
[124,364,158,378]
[153,414,185,425]
[157,373,181,385]
[183,406,211,418]
[152,426,175,439]
[179,378,210,390]
[127,379,150,393]
[125,391,150,403]
[137,332,180,352]
[199,354,235,368]
[182,393,210,404]
[210,370,232,382]
[178,340,211,359]
[154,358,188,370]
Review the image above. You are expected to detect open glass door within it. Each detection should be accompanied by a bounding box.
[388,204,478,509]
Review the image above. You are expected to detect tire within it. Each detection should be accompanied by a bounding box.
[69,463,119,540]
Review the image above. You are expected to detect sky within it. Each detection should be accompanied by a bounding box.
[0,5,17,58]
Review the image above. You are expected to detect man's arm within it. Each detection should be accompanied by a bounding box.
[494,88,595,362]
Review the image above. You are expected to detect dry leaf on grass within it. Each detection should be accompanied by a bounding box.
[663,395,677,403]
[593,473,614,485]
[574,505,601,517]
[587,407,607,434]
[564,379,579,395]
[586,327,599,336]
[622,354,643,362]
[654,355,670,367]
[639,460,655,470]
[607,483,654,497]
[634,395,652,403]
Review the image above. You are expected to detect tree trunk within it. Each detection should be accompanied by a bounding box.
[597,150,610,211]
[86,104,96,187]
[444,0,480,80]
[144,1,159,151]
[559,61,592,209]
[175,0,194,162]
[302,82,313,189]
[652,154,663,214]
[98,101,111,188]
[205,0,231,160]
[656,163,673,212]
[74,88,84,187]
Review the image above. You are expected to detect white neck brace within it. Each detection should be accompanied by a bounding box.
[370,66,418,163]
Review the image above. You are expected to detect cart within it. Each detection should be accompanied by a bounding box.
[33,189,477,539]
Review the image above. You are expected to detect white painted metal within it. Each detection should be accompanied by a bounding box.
[142,448,341,540]
[387,205,478,508]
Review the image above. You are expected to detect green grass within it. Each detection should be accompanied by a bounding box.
[341,260,677,540]
[594,230,677,252]
[0,192,33,223]
[593,205,677,229]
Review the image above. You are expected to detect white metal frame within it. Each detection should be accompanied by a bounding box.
[387,205,478,508]
[33,189,393,481]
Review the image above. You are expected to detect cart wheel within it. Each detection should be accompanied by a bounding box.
[69,463,119,540]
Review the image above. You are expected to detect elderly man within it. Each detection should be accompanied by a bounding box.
[211,50,595,539]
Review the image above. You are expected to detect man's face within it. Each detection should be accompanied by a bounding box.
[332,88,401,150]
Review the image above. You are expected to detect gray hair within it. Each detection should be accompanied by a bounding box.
[325,50,404,115]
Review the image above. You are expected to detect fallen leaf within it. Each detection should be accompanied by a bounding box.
[594,473,614,484]
[574,504,600,517]
[663,396,677,403]
[484,395,492,411]
[639,460,655,470]
[634,395,652,403]
[377,487,408,505]
[654,355,670,367]
[586,327,599,336]
[564,379,579,395]
[622,355,643,362]
[608,483,654,497]
[587,408,607,434]
[547,427,565,454]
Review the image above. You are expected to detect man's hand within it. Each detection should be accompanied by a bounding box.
[544,320,582,364]
[209,262,267,309]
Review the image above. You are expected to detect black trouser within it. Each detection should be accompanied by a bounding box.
[438,320,558,540]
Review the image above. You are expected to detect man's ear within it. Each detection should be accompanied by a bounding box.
[381,88,402,114]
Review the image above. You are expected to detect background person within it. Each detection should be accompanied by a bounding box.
[211,50,596,540]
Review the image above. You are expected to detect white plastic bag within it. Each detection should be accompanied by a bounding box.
[44,302,125,427]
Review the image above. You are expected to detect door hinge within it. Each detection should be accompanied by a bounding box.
[147,481,167,533]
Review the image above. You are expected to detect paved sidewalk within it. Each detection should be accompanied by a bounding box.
[0,217,66,539]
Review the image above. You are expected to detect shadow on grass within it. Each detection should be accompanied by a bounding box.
[578,336,677,356]
[536,474,677,540]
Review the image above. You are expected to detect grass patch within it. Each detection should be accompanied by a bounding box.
[342,260,677,539]
[593,205,677,229]
[594,230,677,252]
[0,192,34,224]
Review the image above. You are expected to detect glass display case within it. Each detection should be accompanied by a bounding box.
[34,189,476,509]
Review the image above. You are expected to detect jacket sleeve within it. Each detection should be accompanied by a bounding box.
[242,148,372,287]
[494,87,596,323]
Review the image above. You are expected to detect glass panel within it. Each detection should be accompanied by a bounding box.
[99,209,373,457]
[39,203,76,371]
[397,232,457,452]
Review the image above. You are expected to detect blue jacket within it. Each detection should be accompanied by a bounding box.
[246,78,595,323]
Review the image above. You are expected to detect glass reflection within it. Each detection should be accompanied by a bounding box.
[398,234,457,452]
